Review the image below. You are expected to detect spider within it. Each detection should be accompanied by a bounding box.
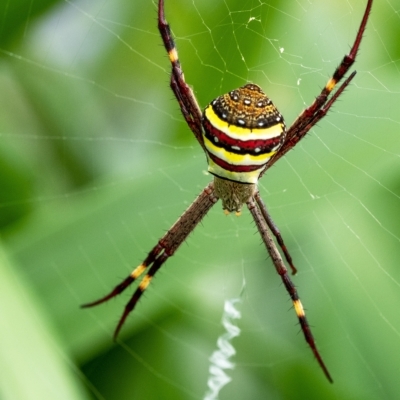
[83,0,373,383]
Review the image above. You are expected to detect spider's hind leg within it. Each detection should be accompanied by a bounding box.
[158,0,205,150]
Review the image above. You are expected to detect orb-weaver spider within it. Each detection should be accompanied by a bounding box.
[83,0,373,383]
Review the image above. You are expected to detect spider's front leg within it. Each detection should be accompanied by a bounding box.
[247,195,333,383]
[82,183,218,339]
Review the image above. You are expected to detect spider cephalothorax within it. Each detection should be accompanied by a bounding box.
[83,0,373,383]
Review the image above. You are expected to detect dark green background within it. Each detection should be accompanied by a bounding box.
[0,0,399,399]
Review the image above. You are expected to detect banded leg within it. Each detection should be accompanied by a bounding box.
[247,195,333,383]
[266,71,356,169]
[284,72,357,160]
[254,191,297,275]
[290,0,372,130]
[82,182,219,339]
[262,0,372,173]
[158,0,206,152]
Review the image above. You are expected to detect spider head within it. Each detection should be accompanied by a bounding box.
[201,83,286,184]
[214,176,256,215]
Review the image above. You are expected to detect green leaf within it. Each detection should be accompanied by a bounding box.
[0,244,90,400]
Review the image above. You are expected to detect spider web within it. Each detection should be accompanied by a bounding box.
[1,0,400,399]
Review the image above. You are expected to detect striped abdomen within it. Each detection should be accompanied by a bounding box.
[202,83,286,184]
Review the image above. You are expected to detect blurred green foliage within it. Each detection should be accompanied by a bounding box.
[0,0,400,399]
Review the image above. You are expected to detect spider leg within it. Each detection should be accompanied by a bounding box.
[158,0,205,151]
[262,0,372,174]
[305,71,357,130]
[268,71,356,168]
[82,182,219,339]
[291,0,372,127]
[247,194,333,383]
[254,191,297,275]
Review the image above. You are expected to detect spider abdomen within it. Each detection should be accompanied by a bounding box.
[202,83,286,184]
